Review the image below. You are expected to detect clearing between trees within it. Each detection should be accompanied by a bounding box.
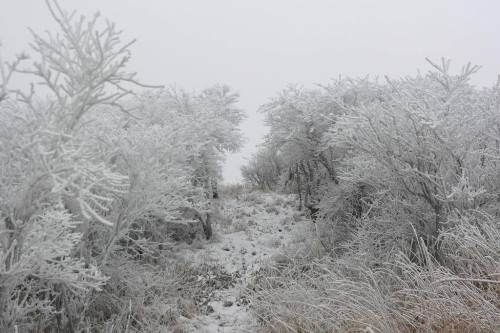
[177,192,311,332]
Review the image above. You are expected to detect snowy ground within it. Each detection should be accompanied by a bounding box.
[173,192,312,332]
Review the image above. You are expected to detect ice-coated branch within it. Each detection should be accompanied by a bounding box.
[10,0,163,133]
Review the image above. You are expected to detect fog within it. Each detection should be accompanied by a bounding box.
[2,0,499,182]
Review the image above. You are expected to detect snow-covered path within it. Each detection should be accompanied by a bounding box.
[175,193,309,332]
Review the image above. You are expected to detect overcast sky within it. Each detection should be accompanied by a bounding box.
[2,0,500,183]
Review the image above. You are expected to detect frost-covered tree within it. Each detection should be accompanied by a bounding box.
[1,1,247,330]
[140,85,245,199]
[251,61,500,332]
[0,1,155,329]
[241,147,283,190]
[257,80,377,211]
[326,59,500,254]
[259,86,335,210]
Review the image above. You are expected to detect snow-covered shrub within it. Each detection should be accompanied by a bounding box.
[1,0,247,331]
[0,209,108,331]
[251,237,499,333]
[241,147,283,190]
[0,1,158,329]
[327,60,500,251]
[219,182,251,199]
[248,79,381,212]
[438,211,500,282]
[241,191,266,205]
[138,86,245,200]
[250,61,500,333]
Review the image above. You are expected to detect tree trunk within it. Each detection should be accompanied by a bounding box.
[202,213,213,240]
[318,151,339,184]
[296,164,303,211]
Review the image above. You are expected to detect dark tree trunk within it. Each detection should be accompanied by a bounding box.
[319,151,339,184]
[296,164,303,211]
[201,213,213,240]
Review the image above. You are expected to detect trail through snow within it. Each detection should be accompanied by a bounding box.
[175,192,310,332]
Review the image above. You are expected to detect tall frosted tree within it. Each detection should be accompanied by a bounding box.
[0,1,158,329]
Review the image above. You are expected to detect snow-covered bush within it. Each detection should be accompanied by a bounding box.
[0,0,147,328]
[249,61,500,332]
[245,79,380,212]
[0,1,196,330]
[2,1,246,329]
[251,241,499,333]
[241,147,283,190]
[327,59,500,255]
[139,86,245,199]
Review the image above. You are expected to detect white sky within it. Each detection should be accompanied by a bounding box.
[2,0,500,183]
